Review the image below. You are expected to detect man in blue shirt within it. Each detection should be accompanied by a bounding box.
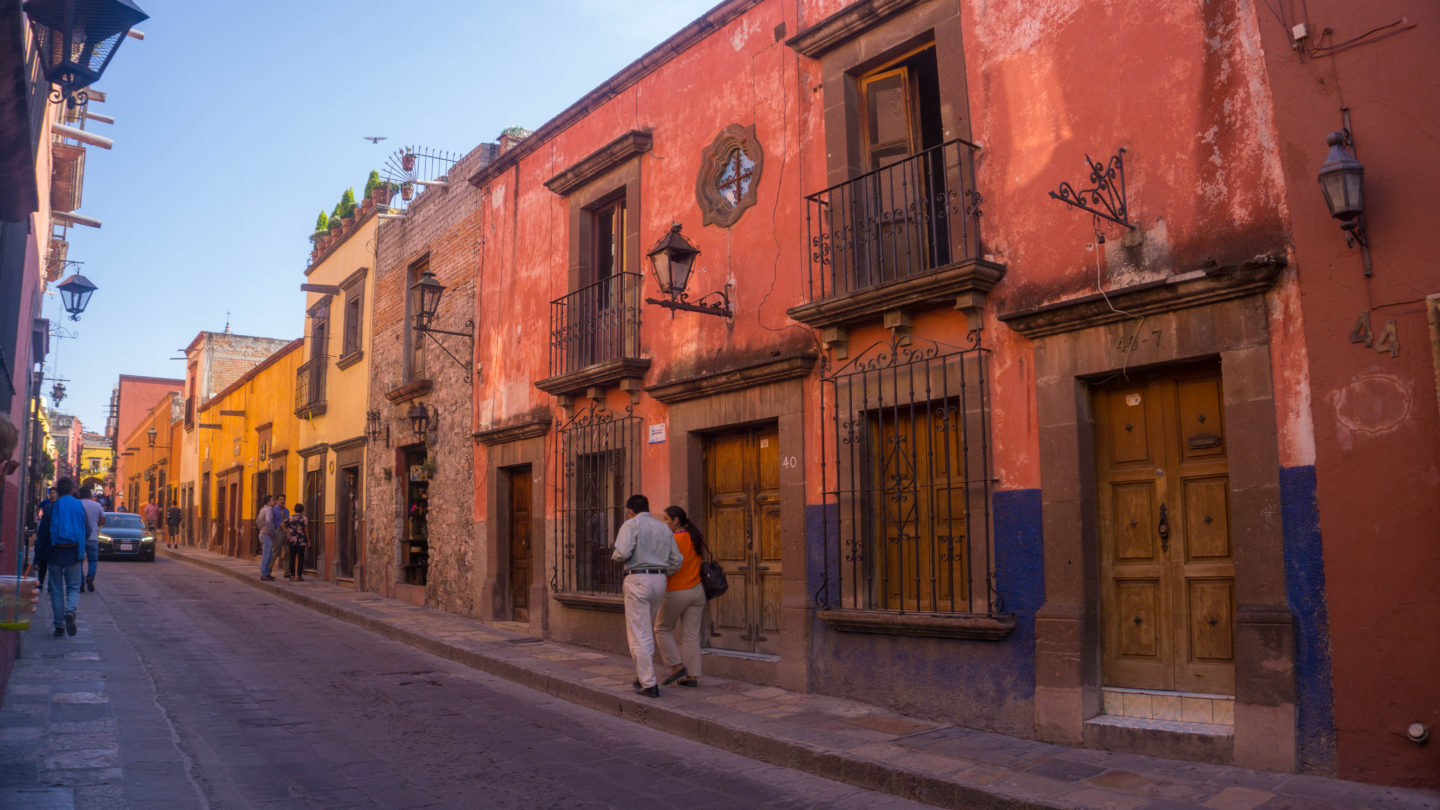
[46,477,88,637]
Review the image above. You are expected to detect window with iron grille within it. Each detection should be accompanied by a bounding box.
[817,334,1000,616]
[552,400,640,596]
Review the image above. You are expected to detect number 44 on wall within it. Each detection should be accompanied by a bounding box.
[1350,311,1399,358]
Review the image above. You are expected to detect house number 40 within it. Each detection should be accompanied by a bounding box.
[1350,312,1399,358]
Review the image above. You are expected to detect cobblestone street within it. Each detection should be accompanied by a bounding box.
[0,557,932,809]
[4,550,1437,809]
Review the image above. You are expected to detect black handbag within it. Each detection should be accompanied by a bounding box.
[699,559,728,600]
[693,534,728,600]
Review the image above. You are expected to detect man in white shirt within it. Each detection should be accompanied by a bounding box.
[79,486,105,592]
[611,494,683,697]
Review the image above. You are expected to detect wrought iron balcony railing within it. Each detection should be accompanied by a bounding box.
[547,272,643,379]
[804,138,983,302]
[294,360,327,417]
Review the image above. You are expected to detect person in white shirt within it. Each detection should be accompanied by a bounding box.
[610,494,683,697]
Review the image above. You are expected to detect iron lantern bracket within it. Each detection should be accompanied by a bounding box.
[413,318,475,373]
[645,289,733,319]
[1049,148,1136,230]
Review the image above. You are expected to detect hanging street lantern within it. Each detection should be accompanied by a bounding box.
[644,222,731,318]
[24,0,150,107]
[407,402,434,440]
[56,272,97,319]
[50,381,66,402]
[408,269,475,372]
[410,269,445,329]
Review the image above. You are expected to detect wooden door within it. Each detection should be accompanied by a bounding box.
[227,482,239,557]
[508,469,532,622]
[705,424,782,655]
[1094,365,1235,695]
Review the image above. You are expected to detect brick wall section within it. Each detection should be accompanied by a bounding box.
[366,142,495,615]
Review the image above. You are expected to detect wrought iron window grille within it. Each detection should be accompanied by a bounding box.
[551,399,641,597]
[1048,147,1135,231]
[816,331,1003,617]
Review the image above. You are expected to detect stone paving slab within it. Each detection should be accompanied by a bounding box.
[158,545,1439,810]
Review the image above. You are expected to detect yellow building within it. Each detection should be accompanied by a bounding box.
[295,204,380,585]
[78,433,113,494]
[194,340,303,558]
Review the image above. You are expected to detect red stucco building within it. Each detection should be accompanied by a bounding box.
[360,0,1438,787]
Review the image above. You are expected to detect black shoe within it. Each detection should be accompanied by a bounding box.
[663,666,688,685]
[64,612,77,636]
[86,576,94,592]
[260,576,276,581]
[54,627,64,637]
[634,684,660,698]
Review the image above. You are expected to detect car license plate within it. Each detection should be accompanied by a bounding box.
[119,542,134,551]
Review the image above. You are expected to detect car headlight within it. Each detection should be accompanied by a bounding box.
[141,535,155,544]
[98,533,112,543]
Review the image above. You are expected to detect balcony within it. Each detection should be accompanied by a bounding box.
[294,360,327,418]
[789,138,1005,333]
[535,272,649,396]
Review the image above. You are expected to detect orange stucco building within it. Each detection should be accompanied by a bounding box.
[353,0,1437,788]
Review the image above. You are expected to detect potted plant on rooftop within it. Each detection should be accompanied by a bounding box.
[401,149,416,172]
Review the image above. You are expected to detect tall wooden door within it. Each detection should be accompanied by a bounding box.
[508,468,532,622]
[227,481,240,557]
[1094,364,1235,695]
[705,424,782,655]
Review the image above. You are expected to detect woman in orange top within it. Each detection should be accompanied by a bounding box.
[656,505,706,687]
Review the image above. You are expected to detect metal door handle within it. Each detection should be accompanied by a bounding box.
[1157,503,1170,553]
[756,565,770,572]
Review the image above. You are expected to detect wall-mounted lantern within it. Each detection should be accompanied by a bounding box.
[407,401,435,441]
[409,269,475,372]
[24,0,150,107]
[145,426,168,449]
[50,381,66,402]
[56,272,97,320]
[365,409,388,446]
[644,223,732,318]
[1318,130,1372,276]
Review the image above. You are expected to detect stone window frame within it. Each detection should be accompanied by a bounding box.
[337,266,368,370]
[786,0,1001,341]
[536,130,653,396]
[696,124,764,228]
[402,255,430,385]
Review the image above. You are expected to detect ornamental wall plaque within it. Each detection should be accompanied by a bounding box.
[696,124,764,228]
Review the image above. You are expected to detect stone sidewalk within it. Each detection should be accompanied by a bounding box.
[158,546,1437,810]
[0,570,207,809]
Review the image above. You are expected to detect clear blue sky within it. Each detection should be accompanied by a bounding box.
[49,0,720,431]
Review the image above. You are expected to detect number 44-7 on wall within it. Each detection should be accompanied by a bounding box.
[1350,311,1399,358]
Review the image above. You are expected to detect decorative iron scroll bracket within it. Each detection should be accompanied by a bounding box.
[1048,148,1136,230]
[417,319,475,374]
[644,289,732,319]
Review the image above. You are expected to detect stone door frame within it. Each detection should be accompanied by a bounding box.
[1004,274,1297,773]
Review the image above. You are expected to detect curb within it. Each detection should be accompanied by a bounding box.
[160,548,1053,809]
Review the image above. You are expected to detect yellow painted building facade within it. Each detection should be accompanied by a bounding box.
[295,208,379,584]
[193,340,303,558]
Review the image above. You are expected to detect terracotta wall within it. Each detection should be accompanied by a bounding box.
[1254,0,1440,788]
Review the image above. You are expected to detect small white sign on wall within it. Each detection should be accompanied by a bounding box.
[648,423,666,444]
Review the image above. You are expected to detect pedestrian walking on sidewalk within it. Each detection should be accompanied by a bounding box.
[45,477,87,637]
[610,494,683,698]
[142,498,159,534]
[274,494,293,579]
[656,505,706,689]
[32,486,56,587]
[165,503,181,548]
[79,485,105,592]
[283,503,309,581]
[256,495,278,581]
